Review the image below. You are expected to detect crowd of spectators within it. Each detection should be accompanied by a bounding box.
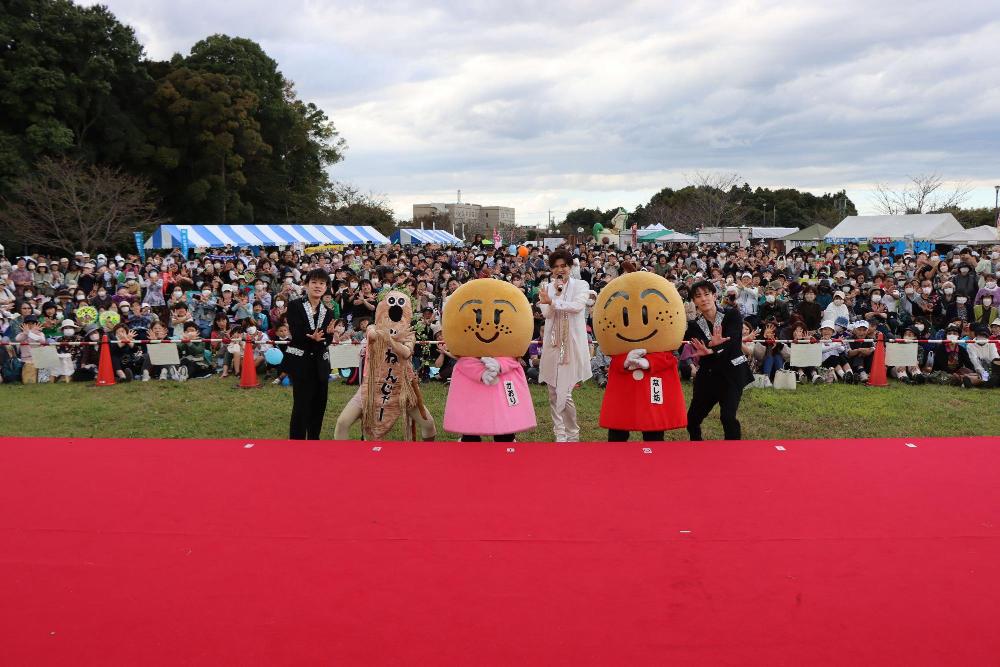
[1,239,998,389]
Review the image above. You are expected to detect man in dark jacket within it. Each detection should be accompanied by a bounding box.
[685,281,754,441]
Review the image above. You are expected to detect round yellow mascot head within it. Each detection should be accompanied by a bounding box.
[442,279,532,357]
[375,289,413,336]
[593,271,685,356]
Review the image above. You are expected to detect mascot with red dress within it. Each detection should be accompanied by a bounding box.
[593,271,688,441]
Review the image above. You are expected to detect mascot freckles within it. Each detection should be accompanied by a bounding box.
[593,272,687,441]
[442,279,536,442]
[334,289,436,441]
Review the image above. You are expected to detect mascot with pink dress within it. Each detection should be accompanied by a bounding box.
[442,279,536,442]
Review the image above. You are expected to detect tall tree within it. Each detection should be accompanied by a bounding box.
[0,0,150,192]
[0,156,160,254]
[143,66,266,225]
[183,35,345,223]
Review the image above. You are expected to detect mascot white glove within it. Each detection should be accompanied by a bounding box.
[624,348,650,370]
[480,356,501,385]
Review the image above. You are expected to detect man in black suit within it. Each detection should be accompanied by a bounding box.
[285,269,337,440]
[685,280,753,441]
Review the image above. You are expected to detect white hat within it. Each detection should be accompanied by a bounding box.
[60,319,77,330]
[833,290,846,299]
[221,284,235,292]
[820,320,836,331]
[851,320,870,330]
[991,318,1000,327]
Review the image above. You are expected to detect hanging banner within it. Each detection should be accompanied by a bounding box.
[134,232,146,262]
[179,228,190,259]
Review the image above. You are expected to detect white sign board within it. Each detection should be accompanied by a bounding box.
[147,342,181,366]
[789,343,822,368]
[31,345,62,370]
[329,344,362,368]
[885,343,918,368]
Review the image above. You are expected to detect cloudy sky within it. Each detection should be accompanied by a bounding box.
[90,0,1000,226]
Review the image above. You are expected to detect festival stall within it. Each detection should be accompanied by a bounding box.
[781,223,831,250]
[824,214,964,254]
[390,228,464,245]
[935,225,1000,246]
[144,224,390,250]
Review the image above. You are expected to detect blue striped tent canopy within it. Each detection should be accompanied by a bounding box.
[145,224,390,249]
[391,228,464,245]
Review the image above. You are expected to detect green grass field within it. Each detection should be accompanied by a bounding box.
[1,378,996,441]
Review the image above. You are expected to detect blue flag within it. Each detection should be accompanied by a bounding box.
[179,228,189,259]
[134,232,145,262]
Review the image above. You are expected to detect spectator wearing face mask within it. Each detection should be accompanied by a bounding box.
[952,253,979,300]
[926,324,977,385]
[933,281,957,329]
[972,287,998,328]
[888,326,927,384]
[795,285,822,331]
[964,324,1000,389]
[974,272,999,305]
[73,323,101,381]
[192,288,218,337]
[823,290,850,327]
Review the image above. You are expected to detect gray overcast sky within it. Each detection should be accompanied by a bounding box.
[88,0,1000,225]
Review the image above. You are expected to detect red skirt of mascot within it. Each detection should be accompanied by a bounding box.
[593,272,687,441]
[442,279,537,442]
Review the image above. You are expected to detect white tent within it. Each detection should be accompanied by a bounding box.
[641,223,667,232]
[750,226,798,240]
[825,214,964,242]
[935,225,1000,246]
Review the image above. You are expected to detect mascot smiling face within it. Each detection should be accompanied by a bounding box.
[593,272,685,356]
[375,289,413,336]
[442,279,532,357]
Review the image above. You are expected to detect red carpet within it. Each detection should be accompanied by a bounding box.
[2,436,999,666]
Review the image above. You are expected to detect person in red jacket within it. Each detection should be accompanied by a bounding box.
[593,272,688,441]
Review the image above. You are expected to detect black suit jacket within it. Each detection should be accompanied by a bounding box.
[284,298,335,378]
[685,306,754,387]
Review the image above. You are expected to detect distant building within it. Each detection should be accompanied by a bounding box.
[413,200,515,239]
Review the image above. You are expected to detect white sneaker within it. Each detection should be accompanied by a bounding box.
[159,369,168,380]
[176,366,189,382]
[141,370,150,382]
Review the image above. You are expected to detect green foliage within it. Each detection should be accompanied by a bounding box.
[936,206,997,229]
[629,182,859,231]
[0,3,348,237]
[142,66,266,224]
[0,0,151,191]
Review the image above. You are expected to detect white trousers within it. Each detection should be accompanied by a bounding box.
[547,383,579,442]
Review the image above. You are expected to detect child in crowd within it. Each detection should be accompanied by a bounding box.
[819,320,853,383]
[178,321,212,380]
[15,315,47,383]
[53,319,80,383]
[142,319,180,381]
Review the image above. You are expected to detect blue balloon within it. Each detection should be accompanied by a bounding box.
[508,243,517,255]
[264,348,283,366]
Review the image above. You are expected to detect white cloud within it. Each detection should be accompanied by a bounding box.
[89,0,1000,224]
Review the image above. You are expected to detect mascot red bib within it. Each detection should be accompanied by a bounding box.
[593,272,687,436]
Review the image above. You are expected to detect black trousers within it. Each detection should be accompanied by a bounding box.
[608,430,664,442]
[687,371,744,441]
[461,434,515,442]
[289,366,329,440]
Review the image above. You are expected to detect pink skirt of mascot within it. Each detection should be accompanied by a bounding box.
[442,279,536,442]
[593,272,688,441]
[334,289,437,441]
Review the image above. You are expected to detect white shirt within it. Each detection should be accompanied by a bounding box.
[539,277,592,406]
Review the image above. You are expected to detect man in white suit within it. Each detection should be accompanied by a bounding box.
[538,248,593,441]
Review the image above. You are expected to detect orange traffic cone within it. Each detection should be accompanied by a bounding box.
[867,332,887,387]
[239,338,260,388]
[95,333,116,386]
